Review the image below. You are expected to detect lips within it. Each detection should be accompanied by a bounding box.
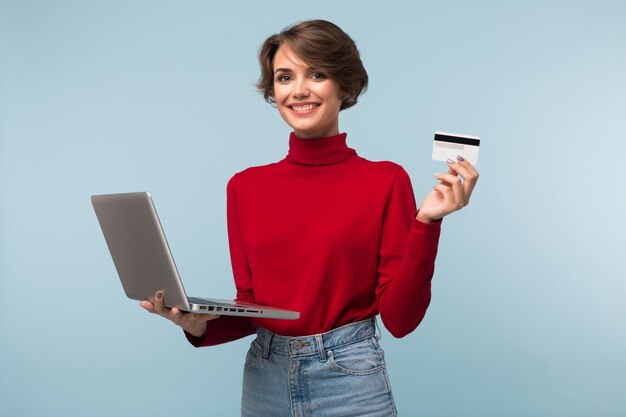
[289,103,319,113]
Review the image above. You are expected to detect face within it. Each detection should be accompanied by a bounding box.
[272,44,343,139]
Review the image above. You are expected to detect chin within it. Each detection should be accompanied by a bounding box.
[287,121,320,137]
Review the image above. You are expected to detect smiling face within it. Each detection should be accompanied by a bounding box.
[272,44,343,139]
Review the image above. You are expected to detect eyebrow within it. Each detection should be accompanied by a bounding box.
[274,66,318,74]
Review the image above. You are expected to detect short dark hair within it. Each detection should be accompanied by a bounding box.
[256,20,368,111]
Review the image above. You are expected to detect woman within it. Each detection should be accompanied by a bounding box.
[141,19,479,416]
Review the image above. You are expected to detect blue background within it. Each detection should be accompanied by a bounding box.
[2,1,625,416]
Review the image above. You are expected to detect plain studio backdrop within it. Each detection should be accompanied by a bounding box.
[1,1,625,416]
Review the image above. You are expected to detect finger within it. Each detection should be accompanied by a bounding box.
[440,174,463,209]
[435,173,462,189]
[453,158,479,203]
[433,179,462,213]
[153,289,166,314]
[140,300,156,314]
[463,180,476,205]
[175,311,197,328]
[184,312,220,324]
[186,312,201,324]
[446,160,477,202]
[456,156,479,178]
[453,158,479,187]
[441,170,465,208]
[433,182,455,209]
[170,307,201,327]
[176,311,217,329]
[170,307,185,325]
[447,159,473,182]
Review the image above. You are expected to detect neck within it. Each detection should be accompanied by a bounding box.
[293,124,339,140]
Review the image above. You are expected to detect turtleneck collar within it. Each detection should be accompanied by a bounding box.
[285,132,356,166]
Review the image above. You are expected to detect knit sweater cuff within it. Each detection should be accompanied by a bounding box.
[412,210,443,233]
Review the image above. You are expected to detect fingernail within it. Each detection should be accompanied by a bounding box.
[446,158,455,165]
[456,155,465,162]
[156,290,162,299]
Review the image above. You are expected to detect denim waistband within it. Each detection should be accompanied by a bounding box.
[253,318,378,360]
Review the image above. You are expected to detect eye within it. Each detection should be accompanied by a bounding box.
[311,72,326,80]
[276,74,291,82]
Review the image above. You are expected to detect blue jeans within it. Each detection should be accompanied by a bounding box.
[241,318,398,417]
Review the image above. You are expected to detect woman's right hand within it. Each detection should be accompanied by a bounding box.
[140,290,220,338]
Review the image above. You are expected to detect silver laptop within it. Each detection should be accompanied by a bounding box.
[92,192,299,320]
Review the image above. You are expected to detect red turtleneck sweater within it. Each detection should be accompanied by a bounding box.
[186,132,441,346]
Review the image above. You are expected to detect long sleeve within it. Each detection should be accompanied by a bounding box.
[375,168,441,337]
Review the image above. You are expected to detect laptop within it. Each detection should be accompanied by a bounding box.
[91,192,299,320]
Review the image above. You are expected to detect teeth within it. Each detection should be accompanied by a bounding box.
[292,104,317,111]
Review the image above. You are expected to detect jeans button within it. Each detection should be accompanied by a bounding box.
[293,340,303,350]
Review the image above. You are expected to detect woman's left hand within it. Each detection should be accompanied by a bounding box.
[416,156,480,223]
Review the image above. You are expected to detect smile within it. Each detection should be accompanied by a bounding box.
[290,103,319,112]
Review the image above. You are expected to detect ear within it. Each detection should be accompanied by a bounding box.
[268,87,276,103]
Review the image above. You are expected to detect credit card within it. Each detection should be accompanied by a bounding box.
[432,131,480,165]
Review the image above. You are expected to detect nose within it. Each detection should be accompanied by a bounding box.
[292,77,310,99]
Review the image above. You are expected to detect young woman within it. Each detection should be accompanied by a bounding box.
[141,19,479,416]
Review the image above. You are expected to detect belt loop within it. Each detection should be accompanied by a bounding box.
[262,330,273,359]
[315,334,326,362]
[374,317,382,341]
